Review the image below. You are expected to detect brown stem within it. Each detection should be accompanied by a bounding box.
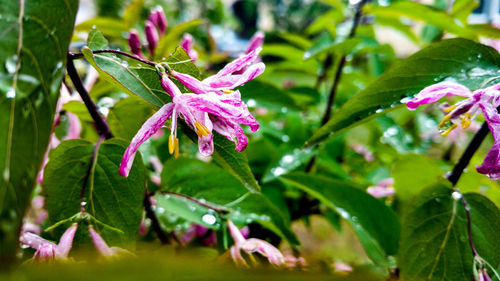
[69,49,156,67]
[143,190,179,245]
[66,54,113,139]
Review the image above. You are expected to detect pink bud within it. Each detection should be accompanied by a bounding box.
[128,29,144,58]
[145,21,159,57]
[88,225,113,256]
[56,223,78,258]
[155,7,167,35]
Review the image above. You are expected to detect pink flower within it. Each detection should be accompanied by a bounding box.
[227,220,285,267]
[119,71,259,177]
[180,33,198,63]
[169,48,265,95]
[406,81,500,179]
[367,178,395,198]
[20,223,78,261]
[88,226,132,258]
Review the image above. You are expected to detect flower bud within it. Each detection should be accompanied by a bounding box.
[155,7,167,35]
[145,21,159,56]
[128,29,143,58]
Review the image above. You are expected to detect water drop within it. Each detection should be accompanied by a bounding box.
[452,191,462,200]
[281,107,288,113]
[5,55,18,74]
[271,167,286,176]
[282,155,294,164]
[80,202,87,207]
[246,99,256,107]
[6,88,16,99]
[201,214,217,225]
[157,207,165,214]
[281,135,290,142]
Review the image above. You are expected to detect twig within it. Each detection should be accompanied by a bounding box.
[143,190,176,245]
[320,0,368,125]
[69,49,157,67]
[66,53,113,139]
[453,189,480,257]
[447,122,490,186]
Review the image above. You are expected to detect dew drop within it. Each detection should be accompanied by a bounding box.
[5,55,18,74]
[452,191,462,200]
[201,214,217,225]
[80,202,87,207]
[6,88,16,99]
[246,99,256,107]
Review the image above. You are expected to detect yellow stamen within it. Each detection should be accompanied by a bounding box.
[441,124,458,136]
[194,121,210,137]
[174,138,179,159]
[168,135,175,154]
[443,105,457,113]
[438,114,452,127]
[461,112,471,129]
[222,90,233,94]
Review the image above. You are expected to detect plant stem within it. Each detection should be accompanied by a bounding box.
[320,0,368,125]
[447,122,490,186]
[143,190,176,245]
[446,122,490,259]
[66,53,113,139]
[69,49,157,67]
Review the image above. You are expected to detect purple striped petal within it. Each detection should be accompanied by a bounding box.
[171,70,213,94]
[161,75,182,98]
[209,47,262,79]
[205,62,265,90]
[119,103,174,177]
[476,143,500,179]
[246,31,264,54]
[406,82,472,110]
[212,117,248,151]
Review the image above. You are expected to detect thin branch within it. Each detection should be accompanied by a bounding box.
[320,0,368,125]
[69,49,156,67]
[453,189,480,257]
[143,190,176,245]
[447,122,490,186]
[66,53,113,139]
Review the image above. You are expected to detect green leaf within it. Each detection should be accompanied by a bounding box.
[393,154,443,205]
[0,0,77,264]
[123,0,145,29]
[75,17,125,38]
[160,157,298,245]
[211,133,260,193]
[44,139,146,245]
[238,80,299,110]
[155,19,204,60]
[364,2,476,39]
[107,96,155,141]
[305,38,500,147]
[399,183,500,281]
[83,28,170,107]
[281,172,400,266]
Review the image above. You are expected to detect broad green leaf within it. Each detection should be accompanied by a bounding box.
[238,80,299,109]
[44,139,146,245]
[211,133,260,193]
[75,17,125,38]
[305,38,500,147]
[155,19,204,60]
[0,0,77,264]
[304,33,361,60]
[83,28,170,107]
[281,172,400,266]
[107,96,155,141]
[393,154,443,205]
[278,33,313,50]
[399,183,500,281]
[160,158,298,245]
[364,2,476,39]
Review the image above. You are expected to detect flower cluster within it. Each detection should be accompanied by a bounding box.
[407,81,500,178]
[128,7,167,59]
[119,33,264,177]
